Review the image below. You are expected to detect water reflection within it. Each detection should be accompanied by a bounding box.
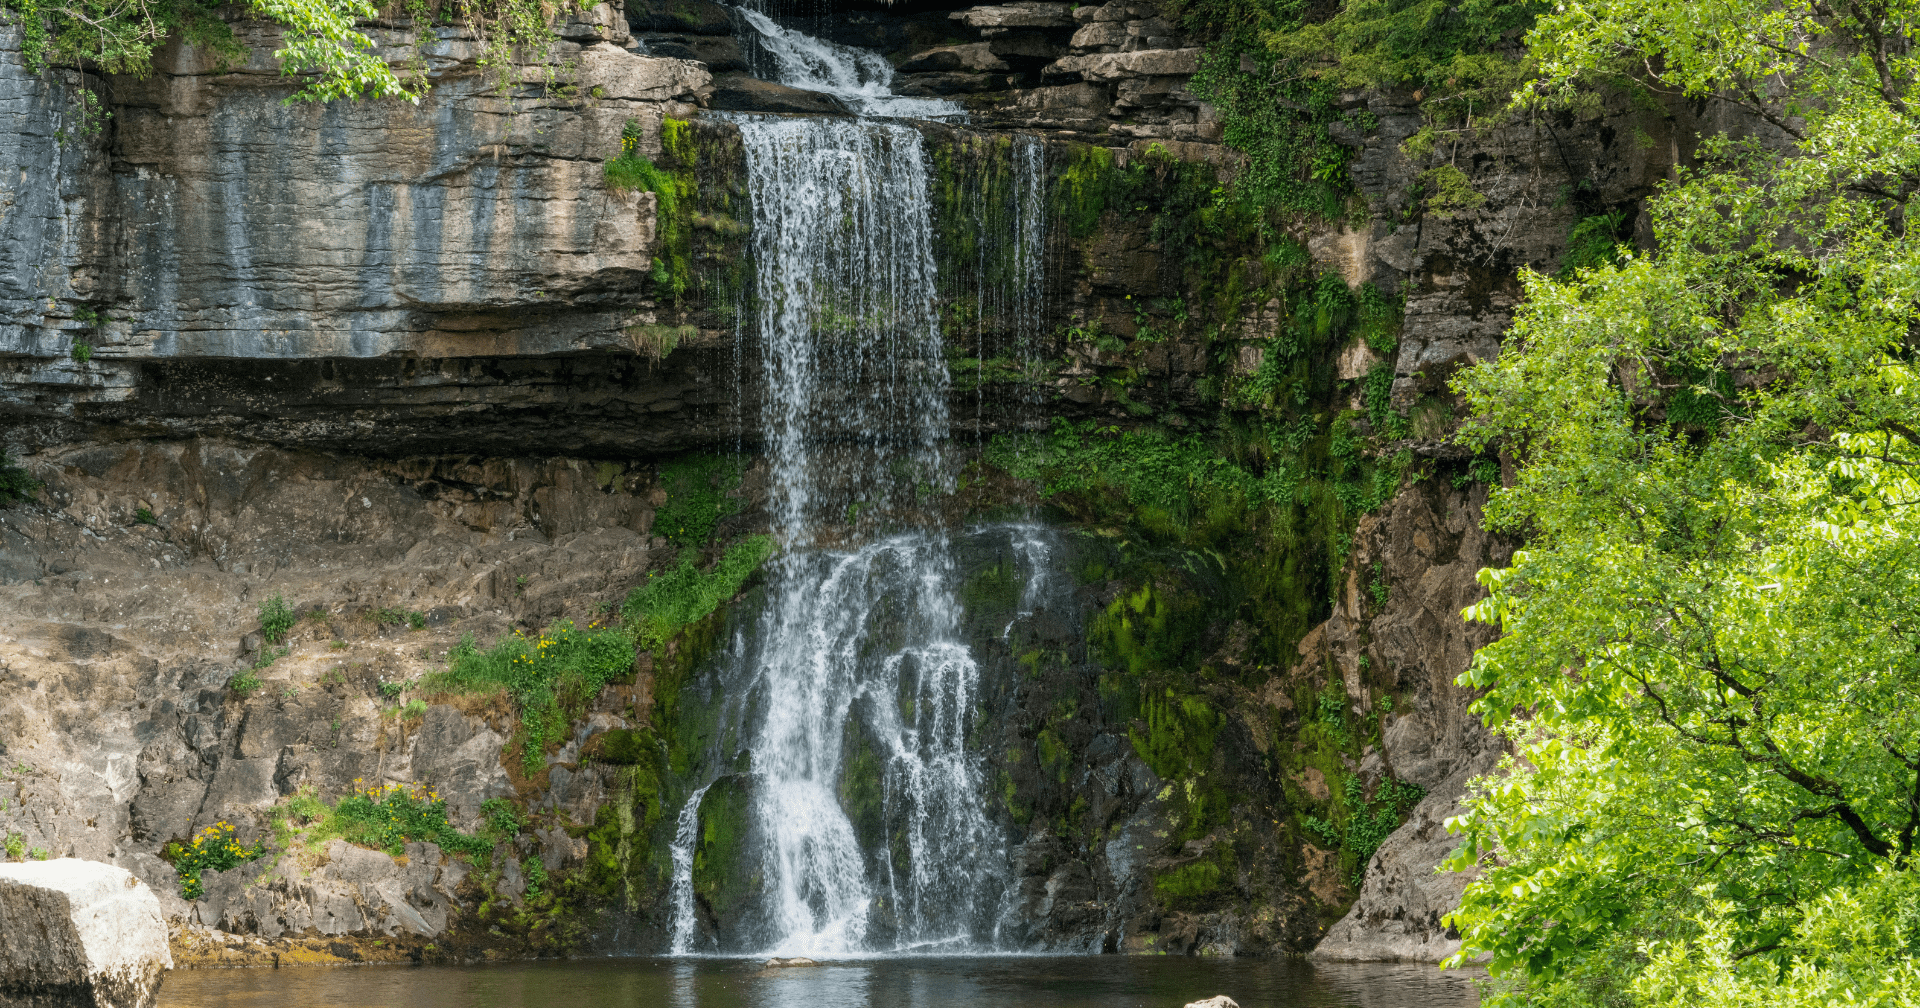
[158,956,1481,1008]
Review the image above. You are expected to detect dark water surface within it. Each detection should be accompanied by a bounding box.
[157,956,1481,1008]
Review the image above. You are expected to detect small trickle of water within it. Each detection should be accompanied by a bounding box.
[1010,136,1049,397]
[667,782,713,955]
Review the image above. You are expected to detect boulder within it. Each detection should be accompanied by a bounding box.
[575,42,711,101]
[897,43,1010,74]
[894,72,1011,96]
[637,33,748,72]
[1045,48,1203,81]
[763,956,820,967]
[1184,998,1239,1008]
[0,859,172,1008]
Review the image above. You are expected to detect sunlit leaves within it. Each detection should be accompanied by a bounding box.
[1442,0,1920,1000]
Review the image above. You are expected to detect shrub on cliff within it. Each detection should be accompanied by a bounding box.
[432,619,640,773]
[621,536,776,652]
[1442,0,1920,1000]
[0,451,40,507]
[163,821,266,900]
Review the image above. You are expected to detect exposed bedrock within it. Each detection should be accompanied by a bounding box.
[0,859,172,1008]
[0,0,1705,966]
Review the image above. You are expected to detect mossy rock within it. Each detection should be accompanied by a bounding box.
[691,773,760,925]
[597,729,653,765]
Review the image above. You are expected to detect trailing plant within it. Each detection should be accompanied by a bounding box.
[1167,0,1545,217]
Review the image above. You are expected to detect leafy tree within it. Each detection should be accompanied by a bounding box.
[1440,0,1920,1002]
[10,0,416,103]
[7,0,559,107]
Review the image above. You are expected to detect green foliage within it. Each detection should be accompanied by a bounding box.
[1169,0,1544,216]
[1415,163,1486,218]
[1443,2,1920,997]
[1094,581,1212,677]
[327,781,491,858]
[1153,850,1231,904]
[1555,209,1627,278]
[431,619,638,773]
[133,506,155,525]
[605,118,697,301]
[621,536,774,652]
[70,342,91,363]
[1049,141,1259,268]
[258,594,296,645]
[1129,689,1221,779]
[1451,458,1500,488]
[164,821,267,900]
[0,452,41,507]
[986,418,1305,515]
[521,854,548,897]
[227,669,263,697]
[653,453,742,547]
[595,729,653,765]
[3,832,25,860]
[690,776,752,917]
[371,607,426,630]
[480,797,521,838]
[1356,282,1402,354]
[1629,868,1920,1008]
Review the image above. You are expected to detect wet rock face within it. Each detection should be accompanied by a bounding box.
[0,859,172,1008]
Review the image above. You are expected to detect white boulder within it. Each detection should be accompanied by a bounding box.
[0,859,173,1008]
[1184,998,1239,1008]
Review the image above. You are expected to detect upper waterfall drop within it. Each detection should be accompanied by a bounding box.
[732,5,966,121]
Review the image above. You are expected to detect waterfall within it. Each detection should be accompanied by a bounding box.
[732,6,965,121]
[658,11,1054,956]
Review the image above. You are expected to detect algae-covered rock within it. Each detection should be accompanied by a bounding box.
[0,859,172,1008]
